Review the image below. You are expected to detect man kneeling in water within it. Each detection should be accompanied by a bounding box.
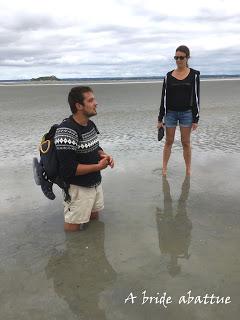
[55,86,114,231]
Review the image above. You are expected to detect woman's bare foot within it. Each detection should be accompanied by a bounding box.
[162,167,167,176]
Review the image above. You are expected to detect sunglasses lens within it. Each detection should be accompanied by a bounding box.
[174,56,186,60]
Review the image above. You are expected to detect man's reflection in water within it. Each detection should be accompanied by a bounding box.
[156,176,192,277]
[45,220,116,320]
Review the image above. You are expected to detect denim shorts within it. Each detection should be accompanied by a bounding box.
[165,109,193,128]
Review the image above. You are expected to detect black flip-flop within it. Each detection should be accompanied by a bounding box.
[158,126,165,141]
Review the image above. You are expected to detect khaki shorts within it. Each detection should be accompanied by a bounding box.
[63,183,104,224]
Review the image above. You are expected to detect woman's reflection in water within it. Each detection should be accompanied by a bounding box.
[156,176,192,277]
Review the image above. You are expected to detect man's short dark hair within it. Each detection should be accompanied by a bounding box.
[68,86,93,114]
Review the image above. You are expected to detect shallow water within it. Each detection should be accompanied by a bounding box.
[0,81,240,319]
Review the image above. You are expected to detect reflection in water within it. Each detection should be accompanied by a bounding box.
[45,220,116,320]
[156,176,192,277]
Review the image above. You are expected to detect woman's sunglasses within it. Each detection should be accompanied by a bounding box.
[174,56,186,60]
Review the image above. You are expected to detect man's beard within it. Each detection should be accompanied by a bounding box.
[83,110,97,118]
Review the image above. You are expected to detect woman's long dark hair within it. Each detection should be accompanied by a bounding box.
[176,45,190,67]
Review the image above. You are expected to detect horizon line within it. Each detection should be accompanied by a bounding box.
[1,74,240,82]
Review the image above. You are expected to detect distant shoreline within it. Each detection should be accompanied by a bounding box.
[0,77,240,86]
[0,74,240,84]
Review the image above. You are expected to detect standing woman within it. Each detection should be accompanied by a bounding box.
[157,45,200,176]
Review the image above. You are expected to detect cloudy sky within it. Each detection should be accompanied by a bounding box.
[0,0,240,79]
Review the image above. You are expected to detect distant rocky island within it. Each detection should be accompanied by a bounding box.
[31,75,60,81]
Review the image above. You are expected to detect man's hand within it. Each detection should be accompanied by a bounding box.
[99,153,114,168]
[98,158,109,170]
[191,123,198,131]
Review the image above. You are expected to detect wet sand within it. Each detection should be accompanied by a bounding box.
[0,80,240,319]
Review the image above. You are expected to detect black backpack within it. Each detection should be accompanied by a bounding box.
[33,118,99,202]
[40,124,59,180]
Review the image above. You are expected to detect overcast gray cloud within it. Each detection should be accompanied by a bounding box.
[0,0,239,79]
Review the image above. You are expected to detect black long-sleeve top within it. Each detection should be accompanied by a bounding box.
[158,68,200,123]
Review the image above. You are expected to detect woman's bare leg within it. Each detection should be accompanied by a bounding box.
[180,126,192,176]
[162,127,176,175]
